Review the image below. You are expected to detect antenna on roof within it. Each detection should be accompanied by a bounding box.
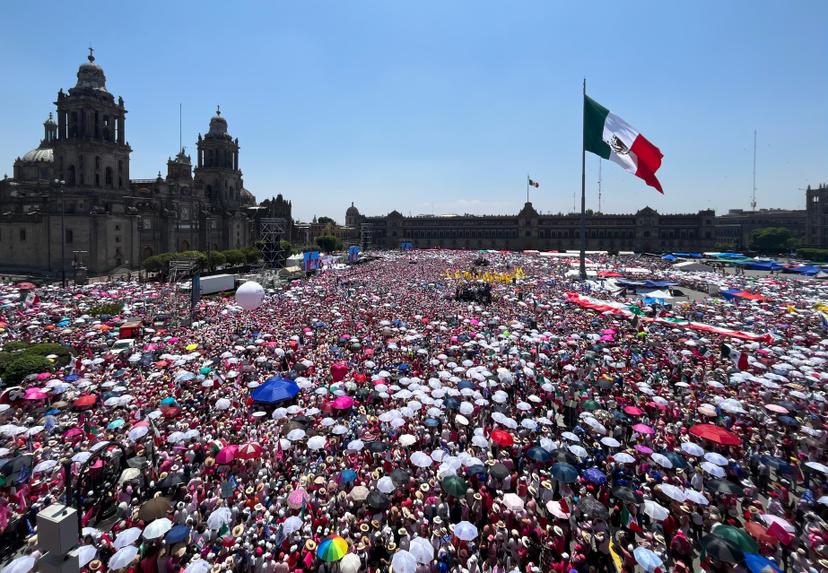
[597,159,602,213]
[179,103,183,154]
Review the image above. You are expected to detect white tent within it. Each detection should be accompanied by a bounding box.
[672,261,714,273]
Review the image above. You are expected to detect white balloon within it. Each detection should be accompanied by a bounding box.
[235,281,265,311]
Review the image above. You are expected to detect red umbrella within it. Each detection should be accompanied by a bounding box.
[73,394,97,409]
[236,442,263,460]
[215,445,238,465]
[63,427,83,440]
[624,406,643,416]
[744,521,778,547]
[689,424,741,446]
[490,429,514,447]
[331,396,354,410]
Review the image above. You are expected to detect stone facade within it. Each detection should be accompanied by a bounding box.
[346,202,718,253]
[0,51,257,277]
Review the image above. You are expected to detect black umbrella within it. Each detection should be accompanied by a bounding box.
[611,486,642,504]
[549,449,580,465]
[490,463,510,480]
[701,533,743,564]
[578,496,609,520]
[159,473,184,490]
[366,490,391,510]
[138,496,171,521]
[127,456,148,469]
[705,479,743,496]
[366,441,388,453]
[390,468,410,485]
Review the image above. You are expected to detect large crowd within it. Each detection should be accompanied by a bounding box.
[1,251,827,573]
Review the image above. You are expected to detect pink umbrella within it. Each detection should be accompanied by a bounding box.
[288,487,310,509]
[634,444,653,454]
[215,445,238,465]
[24,389,49,400]
[624,406,643,416]
[331,363,349,382]
[36,372,52,381]
[331,396,354,410]
[63,428,84,439]
[765,404,788,414]
[632,423,655,435]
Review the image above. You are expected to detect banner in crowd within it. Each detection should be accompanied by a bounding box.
[302,251,321,272]
[444,267,525,284]
[347,245,360,263]
[565,291,774,342]
[400,241,414,251]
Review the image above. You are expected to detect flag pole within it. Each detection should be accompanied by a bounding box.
[526,175,530,203]
[579,78,587,281]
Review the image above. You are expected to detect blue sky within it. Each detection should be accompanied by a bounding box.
[1,1,825,222]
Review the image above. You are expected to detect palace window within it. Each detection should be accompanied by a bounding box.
[19,229,26,241]
[65,229,73,244]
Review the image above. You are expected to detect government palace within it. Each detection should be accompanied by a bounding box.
[1,52,826,278]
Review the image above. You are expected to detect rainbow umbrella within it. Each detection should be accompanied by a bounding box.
[316,536,348,561]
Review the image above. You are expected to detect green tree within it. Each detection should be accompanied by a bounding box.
[242,247,260,264]
[223,249,245,266]
[797,248,828,262]
[750,227,796,253]
[315,235,342,252]
[317,216,336,226]
[206,250,226,270]
[279,240,293,256]
[3,355,55,384]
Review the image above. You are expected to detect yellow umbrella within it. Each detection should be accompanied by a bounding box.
[185,343,198,351]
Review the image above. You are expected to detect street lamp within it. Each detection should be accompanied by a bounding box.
[54,179,66,287]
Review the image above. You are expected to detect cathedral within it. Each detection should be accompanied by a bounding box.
[0,50,280,278]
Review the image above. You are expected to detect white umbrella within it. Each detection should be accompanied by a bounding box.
[71,451,92,464]
[307,436,327,450]
[398,434,417,446]
[114,526,142,549]
[0,556,35,573]
[282,516,303,535]
[680,442,705,457]
[286,429,306,441]
[614,452,635,464]
[502,492,525,512]
[143,517,173,540]
[377,476,396,494]
[76,545,97,568]
[214,398,231,411]
[207,507,232,530]
[453,520,478,541]
[642,500,669,521]
[684,489,709,505]
[600,437,621,448]
[409,536,435,564]
[128,426,149,441]
[332,425,349,435]
[703,452,728,466]
[659,483,686,502]
[340,553,361,573]
[700,461,725,477]
[410,451,433,468]
[109,546,140,570]
[568,444,588,459]
[391,550,418,573]
[805,461,828,474]
[183,560,210,573]
[347,439,364,451]
[472,435,490,449]
[33,459,58,473]
[650,453,673,469]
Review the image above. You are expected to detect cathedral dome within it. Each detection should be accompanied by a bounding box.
[208,106,228,136]
[346,202,360,216]
[20,147,54,163]
[74,50,107,92]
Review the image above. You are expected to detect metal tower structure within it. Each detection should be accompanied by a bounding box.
[259,217,287,269]
[360,222,374,251]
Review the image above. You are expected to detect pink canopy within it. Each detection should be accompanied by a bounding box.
[331,396,354,410]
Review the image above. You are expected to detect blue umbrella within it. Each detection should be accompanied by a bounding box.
[64,375,79,382]
[338,469,357,484]
[251,377,300,404]
[424,418,440,427]
[583,467,607,485]
[526,447,553,463]
[458,380,475,390]
[164,524,191,544]
[107,418,125,430]
[160,397,176,406]
[46,409,61,416]
[633,547,663,572]
[398,364,411,372]
[444,397,461,410]
[743,553,783,573]
[549,463,579,483]
[777,415,800,428]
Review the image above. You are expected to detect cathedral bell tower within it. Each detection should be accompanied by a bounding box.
[53,49,130,191]
[193,106,243,208]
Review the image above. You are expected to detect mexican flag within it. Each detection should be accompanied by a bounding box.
[528,177,540,188]
[584,95,664,193]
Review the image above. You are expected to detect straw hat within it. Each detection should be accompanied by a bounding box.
[473,493,482,501]
[386,541,397,551]
[305,540,317,551]
[420,483,429,493]
[172,543,187,557]
[360,523,370,533]
[88,560,102,571]
[232,524,245,537]
[245,486,254,495]
[553,526,563,537]
[205,457,216,467]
